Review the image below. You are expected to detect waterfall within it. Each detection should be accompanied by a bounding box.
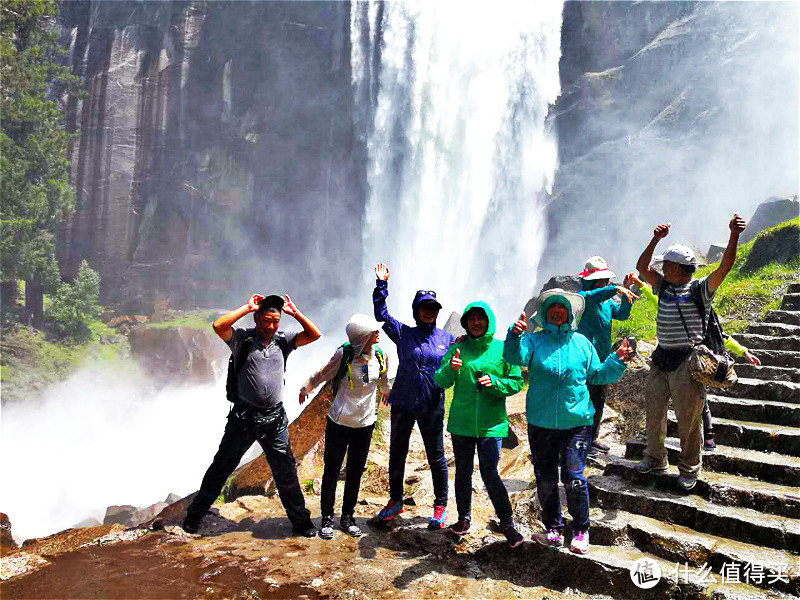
[352,1,563,326]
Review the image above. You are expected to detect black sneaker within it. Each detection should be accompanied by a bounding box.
[182,513,203,534]
[502,523,524,548]
[448,518,470,536]
[293,521,317,538]
[319,516,334,540]
[340,515,362,537]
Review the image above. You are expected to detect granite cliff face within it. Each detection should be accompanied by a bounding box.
[55,1,797,307]
[57,1,361,310]
[542,1,798,280]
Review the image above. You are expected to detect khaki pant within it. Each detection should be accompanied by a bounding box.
[644,358,706,478]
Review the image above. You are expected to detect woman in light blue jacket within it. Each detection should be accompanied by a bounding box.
[503,289,633,554]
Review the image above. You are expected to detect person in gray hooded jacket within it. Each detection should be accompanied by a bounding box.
[300,314,391,539]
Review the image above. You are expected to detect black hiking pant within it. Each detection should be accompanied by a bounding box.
[320,417,375,518]
[187,403,311,529]
[588,384,606,445]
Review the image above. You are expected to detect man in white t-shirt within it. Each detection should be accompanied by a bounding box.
[634,214,746,491]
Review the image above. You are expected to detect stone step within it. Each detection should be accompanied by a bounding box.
[765,310,800,326]
[748,349,800,369]
[588,474,800,552]
[732,333,800,352]
[603,457,800,519]
[781,294,800,311]
[588,508,800,596]
[735,363,800,383]
[470,537,782,600]
[747,322,800,337]
[707,394,800,427]
[718,377,800,404]
[667,413,800,457]
[625,438,800,486]
[788,283,800,294]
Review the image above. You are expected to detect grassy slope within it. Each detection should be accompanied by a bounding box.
[613,218,800,343]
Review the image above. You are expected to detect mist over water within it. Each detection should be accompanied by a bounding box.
[0,367,229,541]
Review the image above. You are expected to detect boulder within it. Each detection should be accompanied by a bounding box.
[707,243,727,263]
[442,312,465,337]
[128,326,229,386]
[605,353,652,442]
[742,222,800,274]
[539,275,582,294]
[740,196,800,244]
[225,384,334,500]
[0,512,19,557]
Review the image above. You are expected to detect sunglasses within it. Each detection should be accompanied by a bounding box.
[417,290,437,297]
[360,364,369,384]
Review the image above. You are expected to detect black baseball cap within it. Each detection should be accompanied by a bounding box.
[256,294,284,313]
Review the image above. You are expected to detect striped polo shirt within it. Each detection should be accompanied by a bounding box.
[655,277,715,349]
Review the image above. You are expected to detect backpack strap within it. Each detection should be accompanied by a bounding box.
[226,332,256,403]
[331,343,354,398]
[374,345,387,375]
[688,279,707,336]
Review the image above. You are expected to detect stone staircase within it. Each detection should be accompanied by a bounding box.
[587,282,800,597]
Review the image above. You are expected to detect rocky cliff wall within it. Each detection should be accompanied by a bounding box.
[543,1,798,281]
[57,1,362,311]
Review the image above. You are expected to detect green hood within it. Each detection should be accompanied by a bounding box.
[460,300,496,340]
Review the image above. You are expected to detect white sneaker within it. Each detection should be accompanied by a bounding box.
[569,530,589,554]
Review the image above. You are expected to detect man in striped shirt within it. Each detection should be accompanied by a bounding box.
[633,214,747,491]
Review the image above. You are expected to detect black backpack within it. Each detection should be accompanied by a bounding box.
[225,331,289,403]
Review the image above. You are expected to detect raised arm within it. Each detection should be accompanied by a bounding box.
[637,223,671,288]
[281,294,321,348]
[212,294,262,342]
[706,213,746,293]
[372,262,404,343]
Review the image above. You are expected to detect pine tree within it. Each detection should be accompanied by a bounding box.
[0,0,78,326]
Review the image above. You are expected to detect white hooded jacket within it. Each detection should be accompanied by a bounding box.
[301,314,391,428]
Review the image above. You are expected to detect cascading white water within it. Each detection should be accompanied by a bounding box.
[353,1,563,326]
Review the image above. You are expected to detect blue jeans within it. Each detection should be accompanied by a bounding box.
[528,424,592,532]
[187,404,311,529]
[389,406,448,506]
[451,434,512,525]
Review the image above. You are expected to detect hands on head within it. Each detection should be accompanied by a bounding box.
[281,294,299,317]
[248,293,265,312]
[375,262,390,281]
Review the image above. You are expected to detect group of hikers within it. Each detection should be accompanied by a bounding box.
[182,213,755,556]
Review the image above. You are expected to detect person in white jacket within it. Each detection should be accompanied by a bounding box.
[299,313,392,539]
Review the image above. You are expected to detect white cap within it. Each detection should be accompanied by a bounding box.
[655,243,696,266]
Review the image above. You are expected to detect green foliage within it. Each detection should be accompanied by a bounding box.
[144,311,217,331]
[45,260,101,341]
[0,0,78,292]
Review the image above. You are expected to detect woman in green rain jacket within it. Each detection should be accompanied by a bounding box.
[434,301,524,547]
